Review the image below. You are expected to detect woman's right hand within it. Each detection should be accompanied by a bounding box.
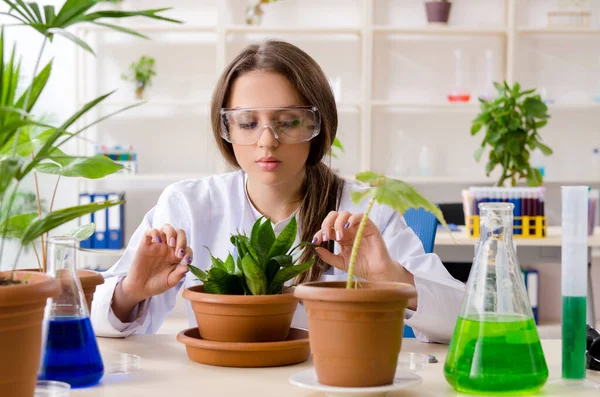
[120,224,193,303]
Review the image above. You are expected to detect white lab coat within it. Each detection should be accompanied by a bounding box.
[91,170,465,343]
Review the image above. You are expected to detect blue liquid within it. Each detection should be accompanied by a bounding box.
[39,317,104,387]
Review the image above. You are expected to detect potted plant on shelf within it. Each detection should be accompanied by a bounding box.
[245,0,280,25]
[294,171,450,387]
[471,81,552,187]
[425,0,452,24]
[121,55,157,100]
[183,216,315,343]
[0,2,181,395]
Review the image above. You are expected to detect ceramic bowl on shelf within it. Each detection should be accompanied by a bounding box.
[176,327,310,367]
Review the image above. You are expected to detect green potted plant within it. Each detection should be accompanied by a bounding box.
[425,0,452,24]
[471,81,552,187]
[0,2,180,395]
[121,55,157,100]
[245,0,280,25]
[295,172,450,387]
[183,216,315,343]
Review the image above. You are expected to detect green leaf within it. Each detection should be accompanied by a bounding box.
[506,139,522,155]
[249,216,262,254]
[78,8,183,25]
[224,253,235,274]
[332,136,344,151]
[22,91,114,177]
[47,28,94,55]
[202,268,245,295]
[266,216,297,259]
[371,179,450,234]
[265,259,279,286]
[485,160,496,175]
[0,212,36,239]
[0,157,20,193]
[256,219,276,268]
[535,141,553,155]
[43,5,56,24]
[21,199,123,245]
[268,255,294,268]
[91,22,149,39]
[526,167,543,187]
[204,246,226,271]
[522,97,548,119]
[34,155,123,178]
[474,146,485,162]
[534,120,547,129]
[355,171,384,184]
[240,254,267,295]
[350,188,375,205]
[238,235,259,264]
[188,264,207,282]
[53,0,96,26]
[64,222,95,241]
[267,257,315,295]
[471,123,483,135]
[27,2,43,22]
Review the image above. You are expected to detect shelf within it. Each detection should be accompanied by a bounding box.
[546,102,600,110]
[371,101,480,112]
[372,26,506,35]
[78,248,125,256]
[78,24,216,33]
[519,26,600,35]
[225,25,362,35]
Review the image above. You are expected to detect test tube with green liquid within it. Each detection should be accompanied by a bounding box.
[561,186,588,380]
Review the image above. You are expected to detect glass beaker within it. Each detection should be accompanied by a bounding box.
[444,202,548,395]
[38,237,104,388]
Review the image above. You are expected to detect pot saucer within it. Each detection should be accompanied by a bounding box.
[289,368,422,397]
[177,327,310,367]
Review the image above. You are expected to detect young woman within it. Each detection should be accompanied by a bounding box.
[91,40,465,343]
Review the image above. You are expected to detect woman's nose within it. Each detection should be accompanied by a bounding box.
[257,125,279,148]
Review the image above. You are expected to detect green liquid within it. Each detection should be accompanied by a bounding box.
[444,314,548,395]
[562,296,587,379]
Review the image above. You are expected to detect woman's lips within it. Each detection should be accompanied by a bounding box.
[256,160,281,171]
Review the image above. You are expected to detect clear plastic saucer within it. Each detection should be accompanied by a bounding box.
[397,352,437,372]
[35,380,71,397]
[101,351,141,375]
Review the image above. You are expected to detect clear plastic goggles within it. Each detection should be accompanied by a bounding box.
[220,106,321,145]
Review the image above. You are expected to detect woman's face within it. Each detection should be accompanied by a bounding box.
[226,71,312,187]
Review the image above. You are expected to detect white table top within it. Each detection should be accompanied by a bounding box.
[435,226,600,247]
[70,335,600,397]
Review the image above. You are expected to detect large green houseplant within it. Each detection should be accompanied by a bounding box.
[471,81,552,187]
[0,2,181,396]
[295,171,450,388]
[183,216,316,344]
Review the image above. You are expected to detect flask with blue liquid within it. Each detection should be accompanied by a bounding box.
[38,236,104,388]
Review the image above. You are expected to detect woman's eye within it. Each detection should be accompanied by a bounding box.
[277,119,301,128]
[238,121,258,130]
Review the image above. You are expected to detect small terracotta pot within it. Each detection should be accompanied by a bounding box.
[0,271,61,397]
[425,1,452,24]
[294,281,417,387]
[183,285,299,343]
[21,268,104,313]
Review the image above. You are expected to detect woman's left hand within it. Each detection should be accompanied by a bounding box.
[312,211,409,283]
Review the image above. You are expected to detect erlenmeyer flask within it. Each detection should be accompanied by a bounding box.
[444,202,548,395]
[38,237,104,388]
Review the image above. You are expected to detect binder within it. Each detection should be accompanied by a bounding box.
[79,193,93,249]
[108,193,124,250]
[92,193,108,249]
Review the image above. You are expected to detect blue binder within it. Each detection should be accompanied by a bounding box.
[79,193,93,249]
[522,269,539,324]
[108,193,124,249]
[92,193,108,249]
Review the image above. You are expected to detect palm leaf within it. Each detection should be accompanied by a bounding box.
[26,2,43,23]
[47,28,94,55]
[14,61,52,112]
[0,212,36,239]
[91,22,149,39]
[43,5,55,25]
[21,199,123,245]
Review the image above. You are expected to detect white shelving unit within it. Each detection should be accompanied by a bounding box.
[73,0,600,247]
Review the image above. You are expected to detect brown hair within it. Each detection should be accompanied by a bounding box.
[210,40,345,283]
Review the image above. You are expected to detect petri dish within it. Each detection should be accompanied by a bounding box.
[102,351,141,375]
[35,380,71,397]
[397,352,436,372]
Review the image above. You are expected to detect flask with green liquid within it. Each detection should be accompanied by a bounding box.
[444,202,548,395]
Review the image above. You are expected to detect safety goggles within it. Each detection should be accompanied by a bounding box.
[219,106,321,145]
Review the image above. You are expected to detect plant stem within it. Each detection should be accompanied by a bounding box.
[49,175,60,213]
[346,195,376,289]
[32,163,46,272]
[42,175,61,272]
[32,242,42,271]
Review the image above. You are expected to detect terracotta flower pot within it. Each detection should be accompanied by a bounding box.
[425,1,452,24]
[183,285,299,343]
[0,271,61,397]
[22,268,104,313]
[294,281,417,387]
